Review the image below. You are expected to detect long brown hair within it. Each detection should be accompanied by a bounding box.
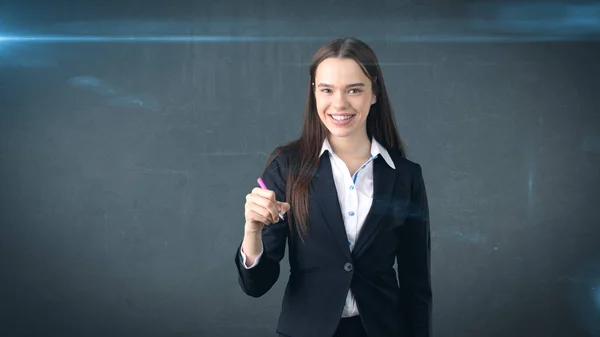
[265,37,406,240]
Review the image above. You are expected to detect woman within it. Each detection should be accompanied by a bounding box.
[235,37,432,337]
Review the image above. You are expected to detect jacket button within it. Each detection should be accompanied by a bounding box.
[344,262,353,272]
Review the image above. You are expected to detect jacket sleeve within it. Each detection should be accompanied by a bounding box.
[234,154,289,298]
[396,163,432,337]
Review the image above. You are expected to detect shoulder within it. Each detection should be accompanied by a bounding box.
[264,141,301,172]
[386,148,425,181]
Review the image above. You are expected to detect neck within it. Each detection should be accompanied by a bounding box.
[327,132,371,159]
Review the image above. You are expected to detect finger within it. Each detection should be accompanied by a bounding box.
[248,194,279,223]
[254,215,272,226]
[252,187,276,201]
[277,202,291,214]
[246,206,272,225]
[248,200,277,224]
[245,201,270,223]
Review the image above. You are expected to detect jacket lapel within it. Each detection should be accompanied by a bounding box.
[312,154,352,259]
[352,155,396,259]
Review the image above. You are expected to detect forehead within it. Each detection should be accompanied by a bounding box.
[314,57,370,85]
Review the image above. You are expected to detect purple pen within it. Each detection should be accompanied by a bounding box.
[257,177,285,220]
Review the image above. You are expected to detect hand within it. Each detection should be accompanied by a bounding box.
[244,187,290,233]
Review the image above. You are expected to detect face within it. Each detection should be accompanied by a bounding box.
[314,57,376,140]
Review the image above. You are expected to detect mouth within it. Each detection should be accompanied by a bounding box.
[328,114,356,122]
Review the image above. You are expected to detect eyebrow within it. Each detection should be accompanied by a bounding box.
[317,82,366,88]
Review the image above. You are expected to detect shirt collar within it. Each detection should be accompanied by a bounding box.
[319,137,396,169]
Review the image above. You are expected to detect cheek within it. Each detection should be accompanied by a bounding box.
[315,97,330,114]
[353,99,372,115]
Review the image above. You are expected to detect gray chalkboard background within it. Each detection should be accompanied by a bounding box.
[1,1,599,336]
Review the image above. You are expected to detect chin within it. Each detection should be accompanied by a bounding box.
[326,128,354,138]
[326,125,365,140]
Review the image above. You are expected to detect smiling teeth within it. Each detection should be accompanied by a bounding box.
[331,115,353,121]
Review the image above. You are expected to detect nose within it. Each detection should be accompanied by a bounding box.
[332,92,348,110]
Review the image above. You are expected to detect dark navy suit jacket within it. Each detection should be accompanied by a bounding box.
[235,146,432,337]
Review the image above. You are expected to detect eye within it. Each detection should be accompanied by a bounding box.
[348,88,362,94]
[320,88,332,93]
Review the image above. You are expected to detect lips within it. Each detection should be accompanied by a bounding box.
[328,114,355,120]
[328,114,356,125]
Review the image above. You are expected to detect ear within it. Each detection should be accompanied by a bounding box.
[371,94,377,105]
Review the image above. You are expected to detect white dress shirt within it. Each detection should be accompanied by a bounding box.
[241,137,396,318]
